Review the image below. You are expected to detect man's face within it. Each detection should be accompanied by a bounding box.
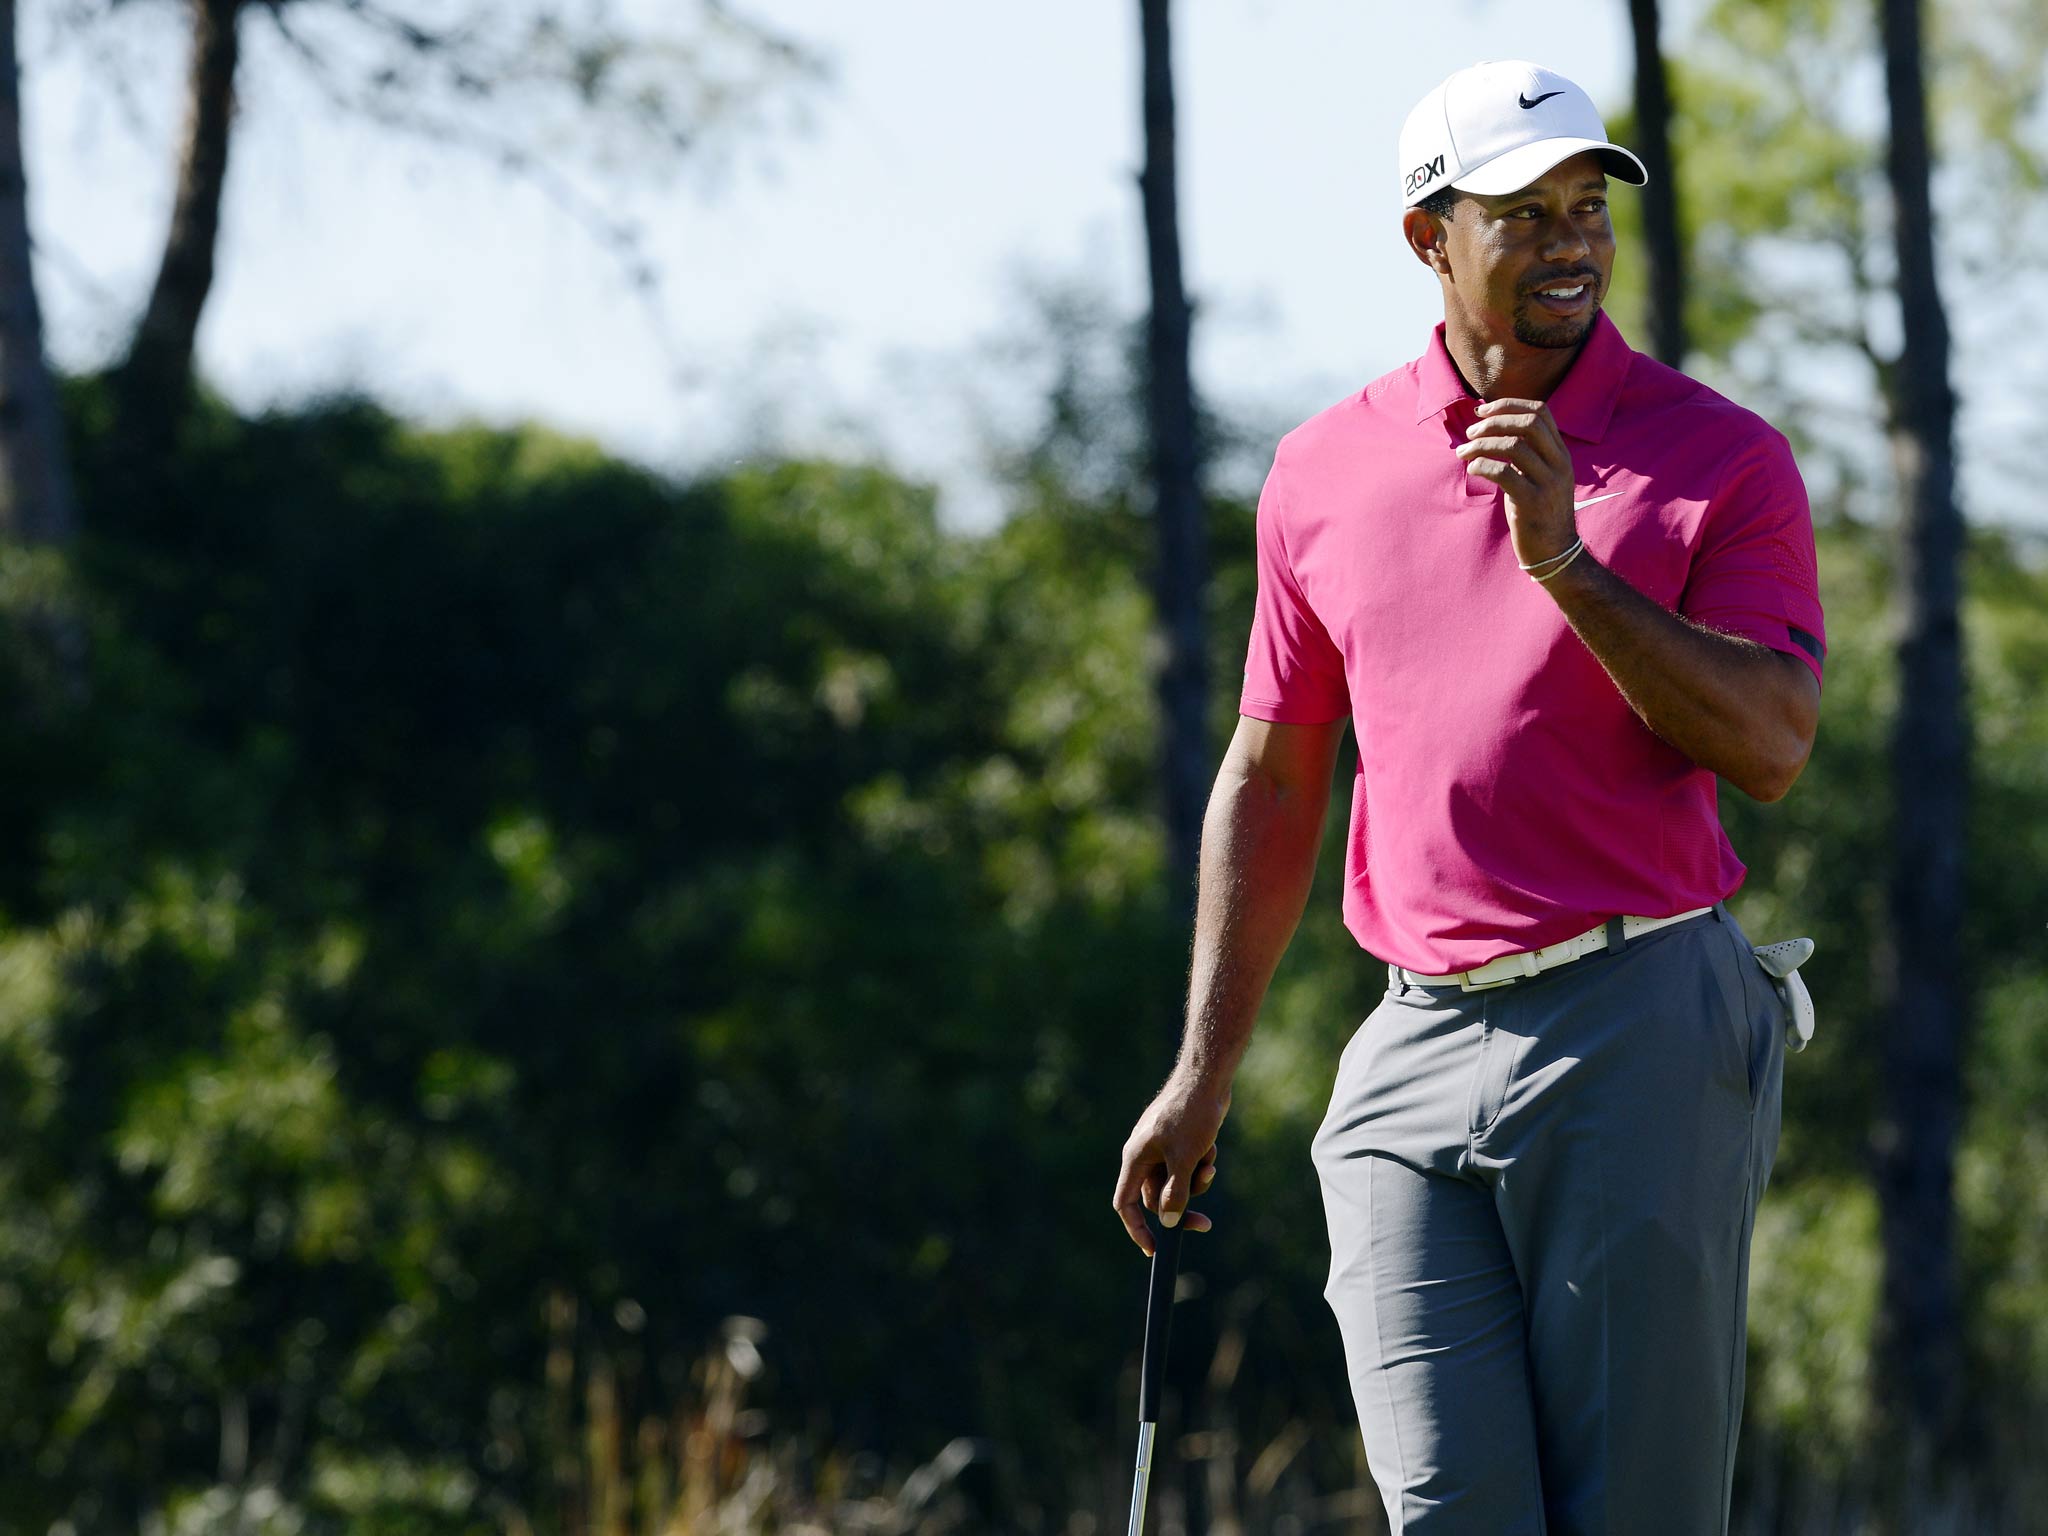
[1435,151,1615,350]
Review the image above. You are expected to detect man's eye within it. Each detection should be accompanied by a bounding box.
[1583,199,1608,214]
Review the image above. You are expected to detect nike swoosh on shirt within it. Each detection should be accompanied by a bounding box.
[1519,90,1565,109]
[1573,491,1624,510]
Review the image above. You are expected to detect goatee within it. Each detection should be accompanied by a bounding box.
[1513,298,1599,350]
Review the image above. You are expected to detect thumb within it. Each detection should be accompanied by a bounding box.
[1157,1161,1191,1228]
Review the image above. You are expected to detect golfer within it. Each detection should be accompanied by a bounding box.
[1112,59,1824,1535]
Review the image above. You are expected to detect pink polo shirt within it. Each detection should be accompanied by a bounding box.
[1239,311,1825,974]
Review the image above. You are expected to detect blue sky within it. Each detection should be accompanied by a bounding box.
[26,0,2036,537]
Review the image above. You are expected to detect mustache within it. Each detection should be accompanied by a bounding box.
[1521,269,1602,294]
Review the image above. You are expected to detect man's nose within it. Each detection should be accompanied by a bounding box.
[1540,215,1591,263]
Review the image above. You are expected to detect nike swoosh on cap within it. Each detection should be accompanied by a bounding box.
[1572,491,1624,510]
[1518,90,1565,109]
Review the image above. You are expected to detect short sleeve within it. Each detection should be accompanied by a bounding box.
[1679,427,1827,688]
[1238,446,1350,723]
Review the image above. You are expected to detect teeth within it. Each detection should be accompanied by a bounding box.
[1541,285,1586,298]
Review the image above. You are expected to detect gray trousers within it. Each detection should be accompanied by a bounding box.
[1311,902,1785,1535]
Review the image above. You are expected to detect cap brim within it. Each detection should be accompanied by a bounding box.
[1448,137,1648,197]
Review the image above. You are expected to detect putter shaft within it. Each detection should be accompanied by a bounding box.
[1126,1211,1186,1536]
[1125,1420,1157,1536]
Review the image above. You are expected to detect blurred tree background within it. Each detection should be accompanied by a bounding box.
[0,0,2044,1533]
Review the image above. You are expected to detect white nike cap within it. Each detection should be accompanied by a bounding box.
[1399,60,1648,208]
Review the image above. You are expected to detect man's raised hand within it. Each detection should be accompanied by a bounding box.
[1454,397,1579,571]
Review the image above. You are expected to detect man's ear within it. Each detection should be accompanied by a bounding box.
[1402,205,1453,277]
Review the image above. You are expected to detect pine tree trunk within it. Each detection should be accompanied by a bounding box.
[0,0,76,548]
[1873,0,1969,1500]
[0,0,86,704]
[1137,0,1207,932]
[109,0,243,487]
[1627,0,1686,366]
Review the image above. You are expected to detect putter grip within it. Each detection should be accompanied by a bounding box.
[1137,1211,1186,1425]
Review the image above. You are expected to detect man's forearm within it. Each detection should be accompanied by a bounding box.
[1542,552,1815,800]
[1173,763,1327,1094]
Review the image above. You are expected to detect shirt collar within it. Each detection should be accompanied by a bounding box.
[1411,309,1634,443]
[1413,321,1477,424]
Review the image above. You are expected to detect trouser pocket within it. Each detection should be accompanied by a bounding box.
[1709,913,1776,1104]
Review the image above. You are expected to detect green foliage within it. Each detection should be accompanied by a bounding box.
[1619,0,2048,527]
[1716,517,2048,1499]
[1745,1177,1881,1468]
[0,375,1215,1528]
[3,342,2047,1529]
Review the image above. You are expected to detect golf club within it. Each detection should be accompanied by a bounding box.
[1126,1205,1188,1536]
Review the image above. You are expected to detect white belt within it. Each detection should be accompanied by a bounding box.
[1391,906,1716,993]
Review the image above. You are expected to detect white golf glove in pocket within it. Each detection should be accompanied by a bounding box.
[1750,937,1815,1051]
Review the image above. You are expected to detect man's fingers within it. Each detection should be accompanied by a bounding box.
[1115,1118,1222,1255]
[1457,429,1565,481]
[1501,467,1544,508]
[1466,403,1569,473]
[1113,1186,1155,1257]
[1172,1152,1215,1228]
[1467,412,1541,435]
[1112,1155,1159,1257]
[1158,1163,1192,1227]
[1464,458,1544,509]
[1454,435,1542,466]
[1455,435,1561,483]
[1115,1195,1154,1257]
[1460,453,1534,484]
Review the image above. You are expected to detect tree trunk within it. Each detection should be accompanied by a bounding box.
[0,0,87,705]
[1873,0,1969,1501]
[1627,0,1686,366]
[0,0,76,548]
[109,0,243,484]
[1137,0,1207,932]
